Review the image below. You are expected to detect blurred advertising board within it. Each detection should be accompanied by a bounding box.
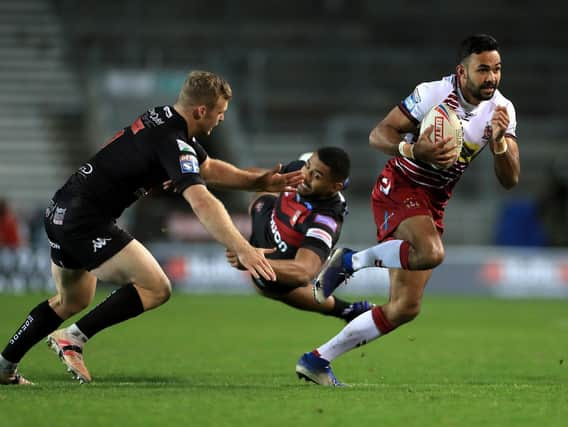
[1,245,568,298]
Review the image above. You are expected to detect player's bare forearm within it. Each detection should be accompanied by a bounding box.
[369,107,417,155]
[201,158,264,190]
[183,185,250,252]
[267,249,322,286]
[493,137,520,189]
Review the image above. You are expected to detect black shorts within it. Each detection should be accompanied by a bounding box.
[249,194,297,294]
[44,191,133,271]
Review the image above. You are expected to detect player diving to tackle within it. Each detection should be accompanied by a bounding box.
[226,147,373,322]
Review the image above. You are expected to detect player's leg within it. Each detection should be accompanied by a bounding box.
[0,264,96,385]
[68,239,171,337]
[45,264,97,383]
[297,268,431,386]
[49,239,171,382]
[351,214,444,271]
[257,284,373,322]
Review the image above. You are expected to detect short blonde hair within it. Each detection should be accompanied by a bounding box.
[177,70,232,109]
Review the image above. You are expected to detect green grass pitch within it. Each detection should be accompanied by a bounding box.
[0,292,567,427]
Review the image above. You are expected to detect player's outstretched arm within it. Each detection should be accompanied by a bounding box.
[226,247,322,286]
[200,158,303,192]
[183,185,276,282]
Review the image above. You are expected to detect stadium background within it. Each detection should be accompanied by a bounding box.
[1,0,567,297]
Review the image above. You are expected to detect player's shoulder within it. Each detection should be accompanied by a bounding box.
[139,105,185,132]
[415,75,456,99]
[311,193,347,221]
[403,75,456,116]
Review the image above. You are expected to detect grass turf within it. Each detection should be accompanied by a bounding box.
[0,293,566,427]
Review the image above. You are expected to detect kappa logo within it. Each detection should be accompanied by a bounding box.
[92,237,112,253]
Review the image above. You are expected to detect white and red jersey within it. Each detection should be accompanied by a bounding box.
[395,74,517,193]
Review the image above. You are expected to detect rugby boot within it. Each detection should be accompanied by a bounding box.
[0,367,33,385]
[295,352,345,387]
[341,300,375,323]
[47,329,91,383]
[314,248,354,303]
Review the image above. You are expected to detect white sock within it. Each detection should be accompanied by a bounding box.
[67,324,89,344]
[317,310,381,362]
[352,239,405,270]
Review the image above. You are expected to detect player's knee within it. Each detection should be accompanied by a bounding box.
[153,275,172,304]
[391,299,422,325]
[57,294,92,317]
[416,242,445,269]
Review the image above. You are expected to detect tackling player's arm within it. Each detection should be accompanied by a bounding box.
[182,184,276,282]
[226,247,323,287]
[369,106,455,168]
[200,158,303,192]
[490,105,520,189]
[265,248,323,286]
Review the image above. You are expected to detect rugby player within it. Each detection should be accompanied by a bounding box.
[0,70,302,385]
[296,34,521,386]
[227,147,373,321]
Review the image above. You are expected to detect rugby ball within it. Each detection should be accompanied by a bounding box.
[420,103,464,169]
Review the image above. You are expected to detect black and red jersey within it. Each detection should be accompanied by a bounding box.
[55,105,208,219]
[259,160,347,262]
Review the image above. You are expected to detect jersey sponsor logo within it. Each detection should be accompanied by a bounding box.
[92,237,112,253]
[379,176,391,195]
[53,207,67,225]
[47,238,60,250]
[78,163,94,176]
[314,214,338,232]
[306,228,332,248]
[177,139,197,155]
[163,106,173,118]
[147,108,164,126]
[270,213,288,252]
[180,155,200,174]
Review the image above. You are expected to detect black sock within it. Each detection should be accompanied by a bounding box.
[325,297,351,319]
[75,284,144,339]
[2,300,63,363]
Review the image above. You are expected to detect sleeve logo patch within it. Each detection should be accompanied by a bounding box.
[306,228,332,248]
[177,139,197,155]
[314,214,337,232]
[180,155,200,174]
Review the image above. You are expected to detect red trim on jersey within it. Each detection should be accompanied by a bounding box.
[131,117,145,135]
[273,215,304,247]
[104,129,125,147]
[371,306,395,334]
[398,102,420,125]
[279,193,311,225]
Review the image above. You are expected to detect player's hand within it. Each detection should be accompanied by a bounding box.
[225,248,246,270]
[491,105,509,143]
[255,164,304,193]
[236,245,277,281]
[162,180,174,191]
[413,125,458,169]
